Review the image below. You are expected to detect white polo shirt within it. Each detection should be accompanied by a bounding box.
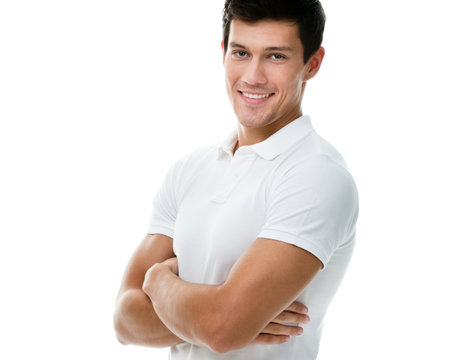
[148,115,359,360]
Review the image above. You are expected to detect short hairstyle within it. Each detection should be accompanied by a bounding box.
[222,0,326,63]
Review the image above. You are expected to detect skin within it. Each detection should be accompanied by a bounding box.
[142,239,322,353]
[113,234,184,347]
[114,234,311,348]
[114,19,325,353]
[222,19,324,151]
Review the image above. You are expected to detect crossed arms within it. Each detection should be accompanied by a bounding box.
[114,233,322,354]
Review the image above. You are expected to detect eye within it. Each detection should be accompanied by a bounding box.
[232,50,248,58]
[270,53,286,60]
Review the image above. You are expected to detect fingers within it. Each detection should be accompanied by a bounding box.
[162,257,179,274]
[272,301,310,325]
[285,301,308,315]
[251,334,291,346]
[273,310,310,325]
[261,322,304,337]
[251,301,310,346]
[251,322,304,346]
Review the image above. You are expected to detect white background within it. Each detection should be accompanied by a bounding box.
[1,1,465,359]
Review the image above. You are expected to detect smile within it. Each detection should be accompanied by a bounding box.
[241,92,274,99]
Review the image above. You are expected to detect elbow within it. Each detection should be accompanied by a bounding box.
[206,334,235,354]
[203,317,253,354]
[113,307,131,346]
[206,333,232,354]
[113,289,174,348]
[115,331,129,346]
[200,295,258,353]
[113,290,143,346]
[206,330,251,354]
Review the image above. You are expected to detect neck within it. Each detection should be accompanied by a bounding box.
[233,110,302,154]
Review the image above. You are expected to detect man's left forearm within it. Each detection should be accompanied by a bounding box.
[142,262,225,352]
[142,237,321,354]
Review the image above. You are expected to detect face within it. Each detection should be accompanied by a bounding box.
[223,19,323,131]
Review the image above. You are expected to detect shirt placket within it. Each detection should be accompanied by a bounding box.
[211,153,256,204]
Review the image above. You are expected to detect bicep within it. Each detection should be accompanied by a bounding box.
[218,237,322,339]
[117,233,175,295]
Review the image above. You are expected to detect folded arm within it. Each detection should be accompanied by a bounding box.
[113,233,184,347]
[143,237,322,353]
[114,234,309,349]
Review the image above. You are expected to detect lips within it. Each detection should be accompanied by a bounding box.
[242,92,273,99]
[238,90,275,104]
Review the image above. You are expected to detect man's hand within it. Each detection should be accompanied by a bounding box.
[161,257,179,275]
[251,301,309,345]
[143,259,310,348]
[143,257,178,291]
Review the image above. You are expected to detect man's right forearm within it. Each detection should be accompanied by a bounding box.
[114,288,185,347]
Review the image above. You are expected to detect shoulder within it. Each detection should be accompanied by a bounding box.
[267,133,359,224]
[270,153,358,209]
[272,132,357,194]
[154,143,219,206]
[168,142,219,178]
[262,135,359,261]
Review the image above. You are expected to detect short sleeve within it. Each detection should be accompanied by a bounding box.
[258,155,359,268]
[147,162,180,238]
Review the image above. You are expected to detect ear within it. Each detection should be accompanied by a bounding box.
[304,47,325,81]
[221,41,226,64]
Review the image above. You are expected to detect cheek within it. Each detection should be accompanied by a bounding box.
[224,62,240,85]
[276,71,304,99]
[289,67,307,94]
[224,69,235,97]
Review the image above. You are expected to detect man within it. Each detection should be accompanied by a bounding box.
[114,0,359,359]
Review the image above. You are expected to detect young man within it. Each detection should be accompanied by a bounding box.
[114,1,359,359]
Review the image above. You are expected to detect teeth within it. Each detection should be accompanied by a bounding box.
[242,92,272,99]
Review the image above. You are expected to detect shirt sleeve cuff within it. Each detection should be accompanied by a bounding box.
[258,228,331,268]
[147,225,175,239]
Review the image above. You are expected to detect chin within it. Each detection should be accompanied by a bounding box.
[238,118,268,129]
[236,112,274,129]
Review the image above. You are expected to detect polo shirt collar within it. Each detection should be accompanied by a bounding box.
[217,115,315,161]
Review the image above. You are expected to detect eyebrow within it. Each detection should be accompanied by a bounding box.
[229,42,294,52]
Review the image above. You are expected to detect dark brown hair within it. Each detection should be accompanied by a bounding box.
[222,0,326,63]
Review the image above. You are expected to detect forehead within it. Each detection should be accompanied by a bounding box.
[229,19,302,50]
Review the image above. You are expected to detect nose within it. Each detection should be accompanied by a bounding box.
[242,58,267,86]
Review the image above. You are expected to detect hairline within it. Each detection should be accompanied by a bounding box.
[229,42,295,53]
[224,18,307,63]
